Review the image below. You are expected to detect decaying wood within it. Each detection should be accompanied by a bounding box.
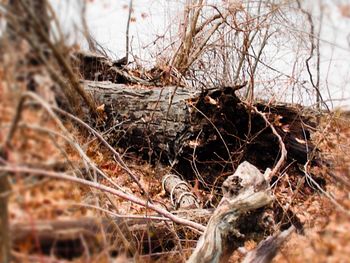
[187,161,273,263]
[162,174,200,209]
[80,80,317,188]
[10,217,182,259]
[82,81,200,161]
[10,208,217,260]
[11,218,102,259]
[242,226,295,263]
[73,52,155,86]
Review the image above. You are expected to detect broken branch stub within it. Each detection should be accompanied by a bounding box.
[242,226,295,263]
[222,162,270,200]
[162,174,200,209]
[188,161,273,263]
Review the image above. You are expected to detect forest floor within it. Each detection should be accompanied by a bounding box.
[275,114,350,263]
[1,60,350,262]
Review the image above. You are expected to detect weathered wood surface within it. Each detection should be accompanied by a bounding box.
[242,226,295,263]
[187,161,273,263]
[162,173,200,209]
[81,80,317,187]
[73,51,171,86]
[83,81,200,162]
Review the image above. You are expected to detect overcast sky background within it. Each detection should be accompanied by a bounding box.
[51,0,350,109]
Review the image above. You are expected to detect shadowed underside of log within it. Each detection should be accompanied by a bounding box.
[82,81,317,187]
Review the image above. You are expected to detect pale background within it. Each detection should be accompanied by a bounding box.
[51,0,350,109]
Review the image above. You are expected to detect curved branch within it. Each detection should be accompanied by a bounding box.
[0,165,206,233]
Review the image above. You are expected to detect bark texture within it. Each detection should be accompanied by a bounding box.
[83,81,201,162]
[81,81,317,188]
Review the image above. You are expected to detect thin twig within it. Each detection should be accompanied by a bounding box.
[303,161,350,216]
[296,0,329,113]
[5,92,122,191]
[190,104,234,170]
[125,0,133,64]
[73,203,170,221]
[52,106,147,194]
[0,165,206,232]
[249,105,287,179]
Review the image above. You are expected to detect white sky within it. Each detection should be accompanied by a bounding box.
[51,0,350,109]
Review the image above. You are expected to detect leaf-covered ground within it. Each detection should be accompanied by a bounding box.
[1,55,349,262]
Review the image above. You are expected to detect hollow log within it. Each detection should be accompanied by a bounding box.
[80,80,317,187]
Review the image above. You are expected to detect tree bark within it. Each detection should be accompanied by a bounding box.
[82,81,201,162]
[81,81,317,187]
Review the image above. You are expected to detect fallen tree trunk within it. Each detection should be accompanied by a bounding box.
[79,81,317,187]
[82,81,199,161]
[10,216,191,259]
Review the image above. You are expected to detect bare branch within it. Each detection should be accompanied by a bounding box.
[0,165,206,233]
